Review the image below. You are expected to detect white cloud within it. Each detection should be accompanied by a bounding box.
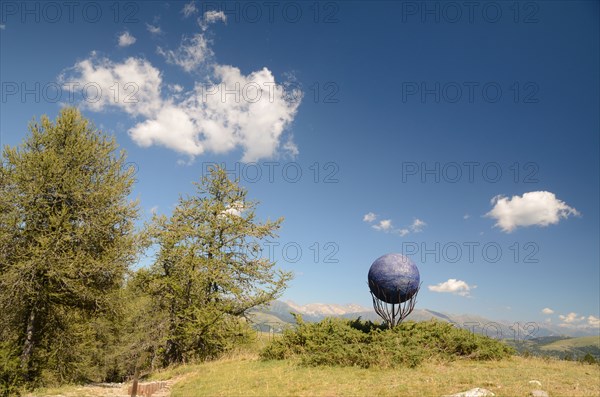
[365,215,426,236]
[559,312,585,324]
[463,214,470,220]
[363,212,376,223]
[410,218,426,232]
[486,191,580,233]
[373,219,393,231]
[118,31,137,47]
[428,279,475,297]
[182,1,197,18]
[62,15,301,163]
[282,137,299,158]
[60,55,163,117]
[0,24,5,30]
[146,23,162,35]
[221,201,245,217]
[542,307,554,315]
[64,56,300,162]
[557,312,600,330]
[158,34,212,72]
[200,10,227,30]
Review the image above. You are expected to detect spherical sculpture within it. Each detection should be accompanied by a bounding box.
[368,253,420,304]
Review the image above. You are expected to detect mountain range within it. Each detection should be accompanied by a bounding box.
[248,300,599,340]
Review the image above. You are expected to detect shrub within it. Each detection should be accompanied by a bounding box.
[260,317,514,368]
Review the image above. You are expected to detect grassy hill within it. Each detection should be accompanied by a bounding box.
[541,336,600,351]
[29,329,600,397]
[506,335,600,361]
[159,356,599,397]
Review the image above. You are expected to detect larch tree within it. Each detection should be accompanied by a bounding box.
[0,107,139,387]
[143,166,292,366]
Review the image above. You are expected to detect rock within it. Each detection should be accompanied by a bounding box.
[530,391,549,397]
[528,380,542,387]
[442,387,495,397]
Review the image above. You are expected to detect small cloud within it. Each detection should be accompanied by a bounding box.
[397,228,410,237]
[200,10,227,30]
[428,279,475,297]
[0,24,6,30]
[410,218,426,232]
[157,33,212,72]
[373,219,393,232]
[221,201,245,217]
[283,137,299,158]
[168,84,184,93]
[118,31,136,47]
[146,23,162,35]
[559,312,585,324]
[182,1,197,18]
[463,214,470,220]
[486,191,580,233]
[363,212,376,223]
[542,307,554,315]
[558,312,599,329]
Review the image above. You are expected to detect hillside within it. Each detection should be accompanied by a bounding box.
[251,300,599,338]
[506,336,600,360]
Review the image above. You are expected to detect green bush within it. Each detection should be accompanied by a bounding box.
[260,316,514,368]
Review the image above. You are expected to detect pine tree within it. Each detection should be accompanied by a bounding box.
[143,166,292,365]
[0,108,139,387]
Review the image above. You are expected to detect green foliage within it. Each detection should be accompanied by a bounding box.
[139,166,293,367]
[261,317,515,368]
[0,108,139,390]
[580,353,598,365]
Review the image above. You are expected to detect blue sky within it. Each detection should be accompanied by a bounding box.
[1,1,598,332]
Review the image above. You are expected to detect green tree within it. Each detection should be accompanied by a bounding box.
[0,108,139,389]
[143,166,292,366]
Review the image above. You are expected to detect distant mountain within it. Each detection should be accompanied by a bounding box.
[285,301,370,317]
[249,300,599,339]
[506,335,600,360]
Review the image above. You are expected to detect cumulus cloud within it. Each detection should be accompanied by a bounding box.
[556,312,600,330]
[398,228,410,237]
[486,191,580,233]
[542,308,554,315]
[61,14,301,163]
[559,312,585,324]
[146,23,162,35]
[158,34,212,72]
[118,31,136,47]
[428,279,475,297]
[60,55,163,117]
[463,214,470,220]
[363,212,376,223]
[181,1,197,18]
[0,24,6,30]
[411,218,426,232]
[588,315,600,328]
[373,219,393,232]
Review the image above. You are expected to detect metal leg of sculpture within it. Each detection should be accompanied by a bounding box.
[369,282,421,328]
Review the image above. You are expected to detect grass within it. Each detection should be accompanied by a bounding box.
[171,355,600,397]
[540,336,600,351]
[25,332,600,397]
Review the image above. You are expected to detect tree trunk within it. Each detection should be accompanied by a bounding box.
[20,308,36,375]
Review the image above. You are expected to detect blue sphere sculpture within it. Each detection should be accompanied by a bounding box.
[368,253,420,304]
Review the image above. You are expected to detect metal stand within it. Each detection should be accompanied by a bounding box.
[369,282,421,328]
